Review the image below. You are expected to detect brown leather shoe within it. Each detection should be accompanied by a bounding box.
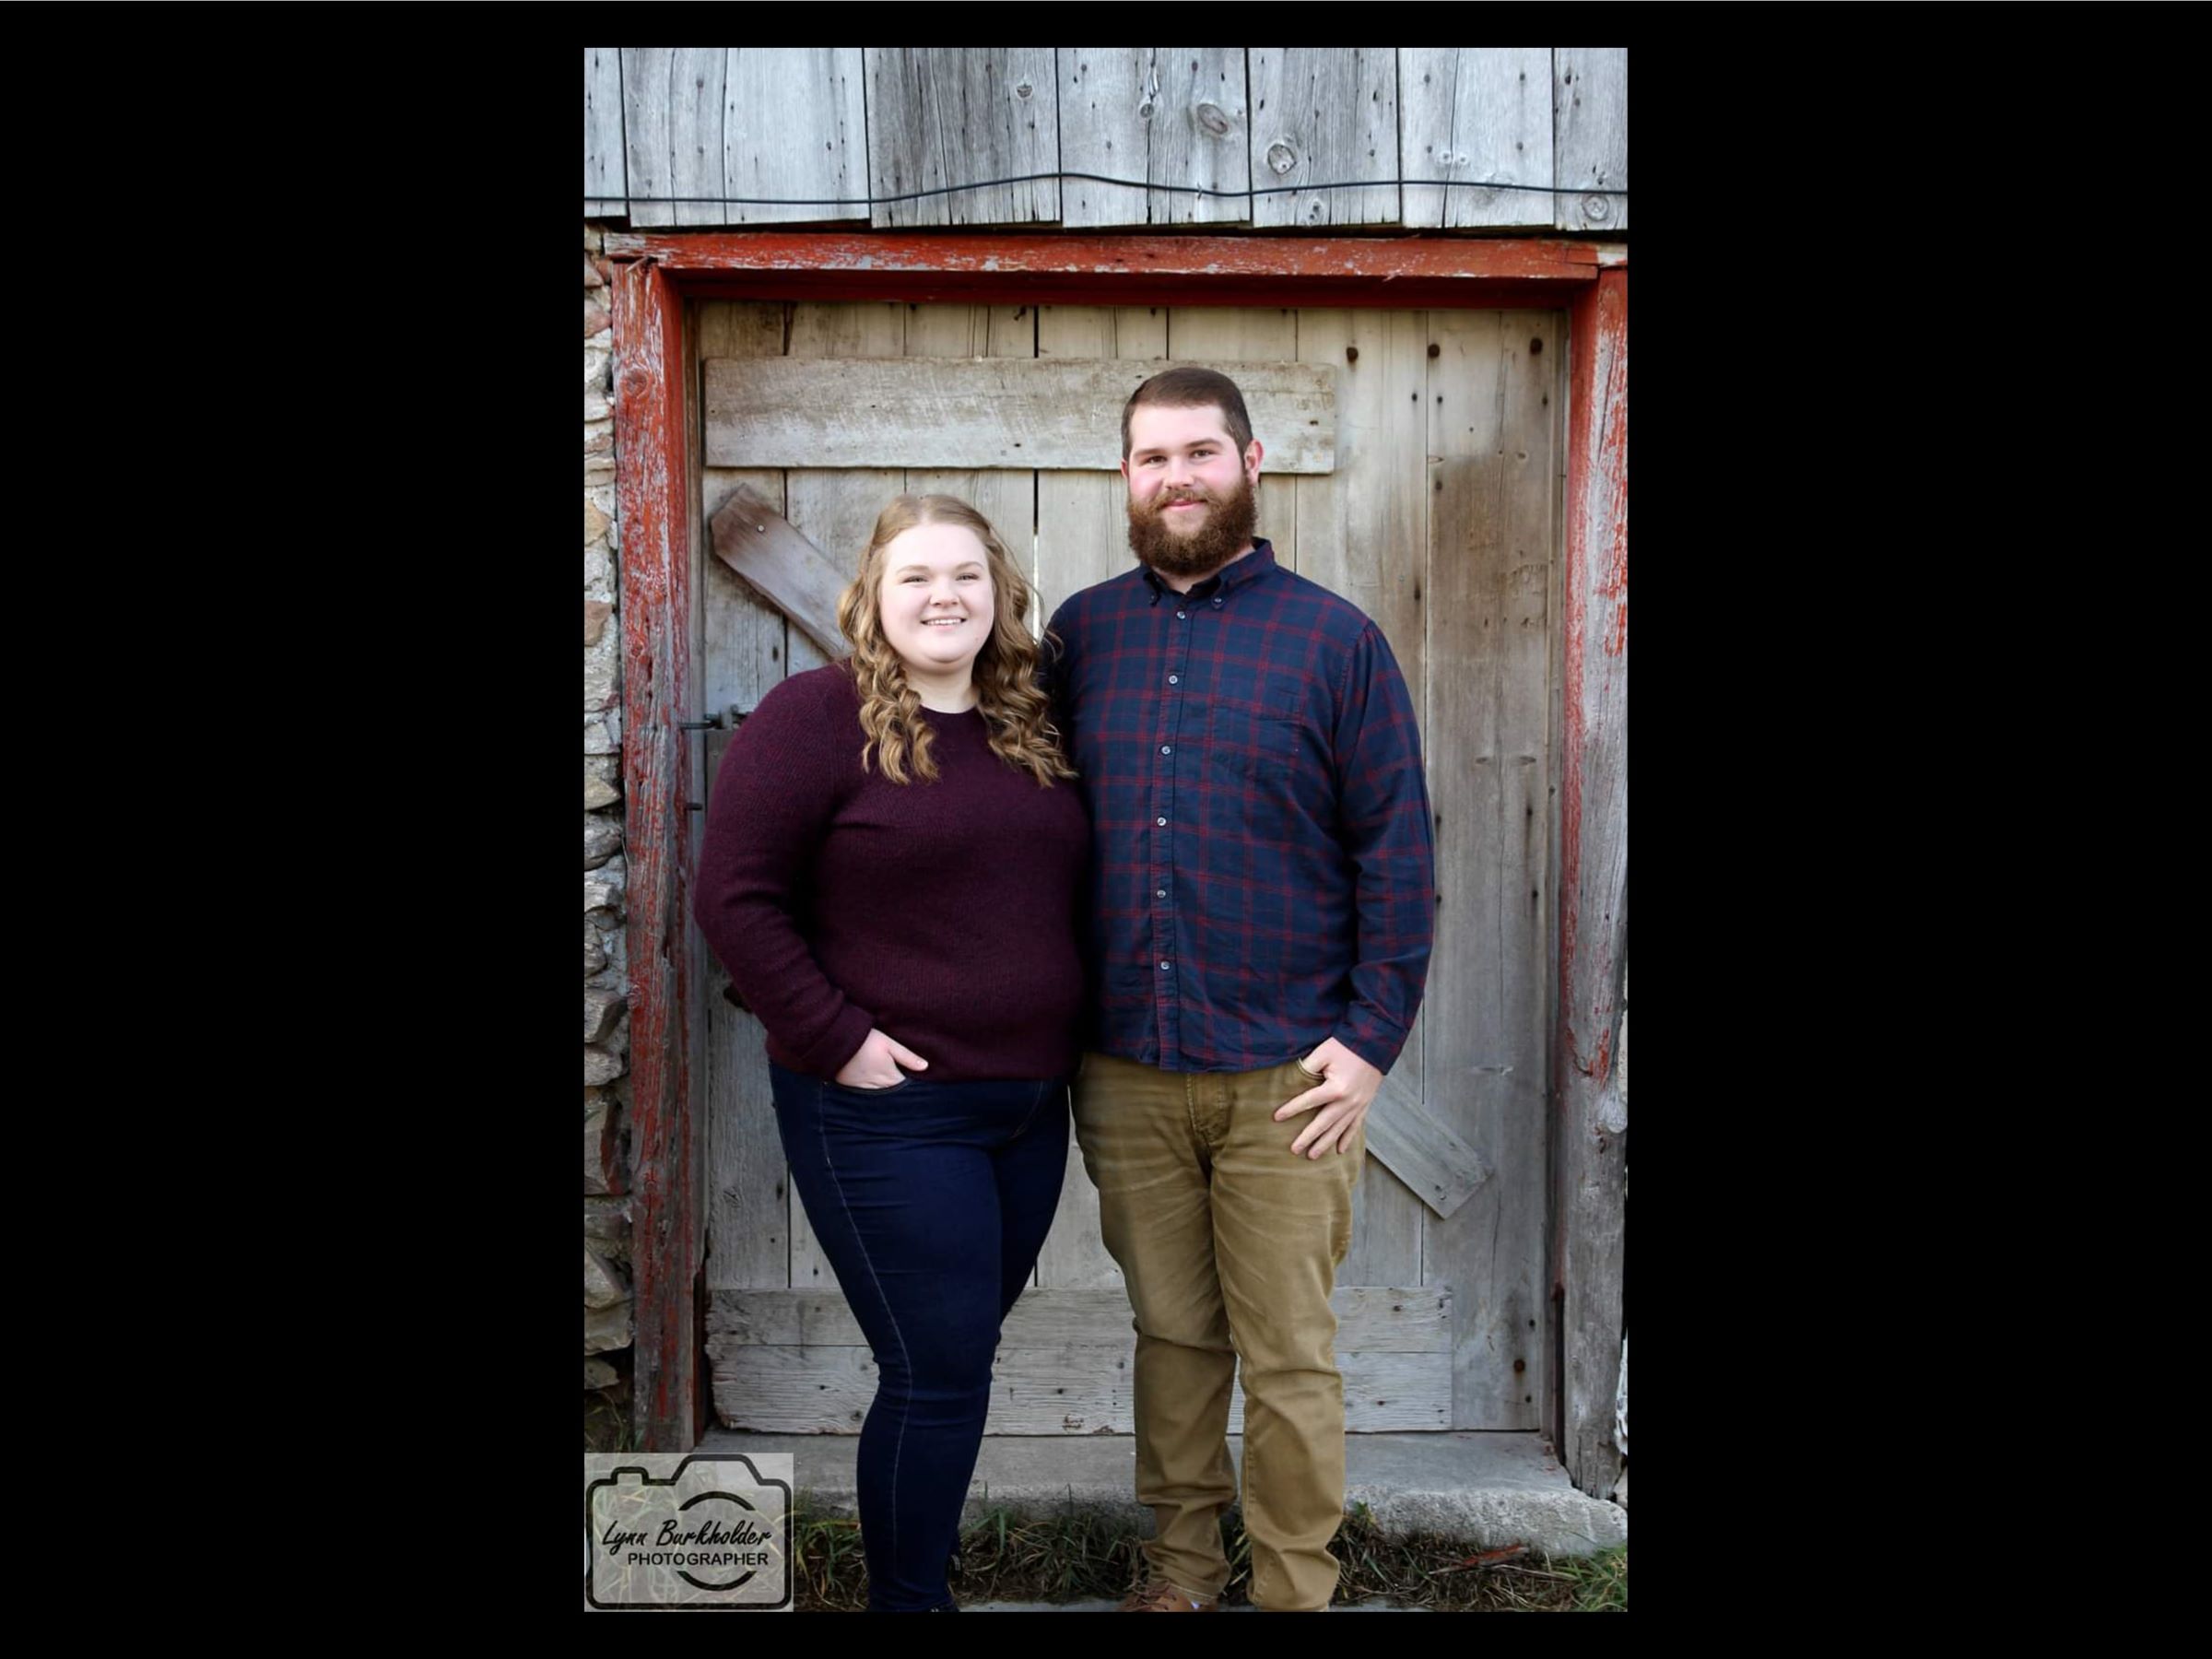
[1117,1580,1219,1612]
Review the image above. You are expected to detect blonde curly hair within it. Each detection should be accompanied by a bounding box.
[836,495,1077,788]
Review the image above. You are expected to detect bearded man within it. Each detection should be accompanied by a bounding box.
[1042,366,1437,1614]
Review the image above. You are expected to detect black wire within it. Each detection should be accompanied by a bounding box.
[587,170,1626,210]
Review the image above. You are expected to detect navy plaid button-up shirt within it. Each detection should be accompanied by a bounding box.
[1043,539,1435,1075]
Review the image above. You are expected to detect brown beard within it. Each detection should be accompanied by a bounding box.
[1125,471,1260,580]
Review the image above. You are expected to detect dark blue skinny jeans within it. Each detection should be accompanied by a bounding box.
[769,1060,1070,1612]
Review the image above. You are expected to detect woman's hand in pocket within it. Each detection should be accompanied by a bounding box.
[834,1029,930,1088]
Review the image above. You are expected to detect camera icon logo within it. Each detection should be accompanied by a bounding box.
[583,1453,794,1609]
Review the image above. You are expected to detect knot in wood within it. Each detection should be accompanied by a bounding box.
[1582,193,1612,223]
[1015,80,1034,100]
[1194,100,1230,136]
[1265,140,1299,176]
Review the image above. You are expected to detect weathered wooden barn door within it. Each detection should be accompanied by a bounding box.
[693,300,1559,1435]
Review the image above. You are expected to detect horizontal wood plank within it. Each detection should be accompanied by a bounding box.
[711,1340,1451,1434]
[705,357,1335,472]
[710,1286,1451,1351]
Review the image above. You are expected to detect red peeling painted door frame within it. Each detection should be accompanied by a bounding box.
[607,233,1628,1464]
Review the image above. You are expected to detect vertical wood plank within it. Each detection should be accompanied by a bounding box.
[1558,269,1627,1493]
[701,724,792,1297]
[1031,301,1165,1291]
[584,48,627,218]
[1400,48,1554,229]
[779,301,905,1293]
[902,300,1055,1282]
[1034,306,1166,626]
[1057,48,1250,229]
[1032,1094,1128,1289]
[779,303,907,1278]
[699,302,798,1297]
[1424,310,1559,1430]
[782,302,908,689]
[622,47,729,228]
[612,258,700,1450]
[723,48,869,225]
[1166,309,1299,570]
[700,303,794,723]
[1492,313,1559,1432]
[621,49,677,229]
[671,48,729,228]
[1292,307,1430,1289]
[683,301,711,887]
[683,301,714,1401]
[901,302,1038,631]
[1248,48,1399,228]
[1554,48,1628,234]
[864,49,1061,229]
[1542,289,1571,1460]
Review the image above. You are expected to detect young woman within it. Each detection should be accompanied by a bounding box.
[691,495,1088,1613]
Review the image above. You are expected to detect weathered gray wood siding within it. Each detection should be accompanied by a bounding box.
[587,49,1626,233]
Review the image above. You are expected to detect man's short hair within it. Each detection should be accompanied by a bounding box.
[1121,366,1253,459]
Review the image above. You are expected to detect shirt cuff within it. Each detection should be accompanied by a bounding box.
[1333,1018,1409,1076]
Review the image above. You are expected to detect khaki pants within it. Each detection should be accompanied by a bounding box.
[1071,1049,1364,1612]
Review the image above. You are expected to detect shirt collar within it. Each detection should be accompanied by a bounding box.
[1140,538,1278,605]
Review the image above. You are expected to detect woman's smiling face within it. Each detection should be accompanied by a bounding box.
[876,522,996,681]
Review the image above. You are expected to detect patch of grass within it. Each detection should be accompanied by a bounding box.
[582,1390,636,1453]
[1559,1543,1630,1612]
[791,1500,1626,1612]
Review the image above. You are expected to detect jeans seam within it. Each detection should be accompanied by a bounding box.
[814,1077,912,1578]
[1008,1076,1051,1143]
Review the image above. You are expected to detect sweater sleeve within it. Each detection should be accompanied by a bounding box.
[689,675,877,1077]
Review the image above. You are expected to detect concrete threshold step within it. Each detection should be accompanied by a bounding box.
[693,1430,1627,1559]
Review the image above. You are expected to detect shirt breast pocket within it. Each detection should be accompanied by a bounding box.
[1208,692,1300,783]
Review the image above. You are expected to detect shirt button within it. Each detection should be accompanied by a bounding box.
[1176,610,1187,620]
[1159,960,1171,971]
[1168,674,1179,685]
[1212,597,1223,608]
[1160,745,1172,755]
[1156,816,1168,826]
[1156,888,1166,899]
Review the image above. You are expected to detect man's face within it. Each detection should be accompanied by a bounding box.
[1121,403,1263,579]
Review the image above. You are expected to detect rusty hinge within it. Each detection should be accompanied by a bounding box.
[683,708,751,809]
[678,705,750,733]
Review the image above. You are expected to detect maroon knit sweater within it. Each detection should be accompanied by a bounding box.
[691,664,1089,1082]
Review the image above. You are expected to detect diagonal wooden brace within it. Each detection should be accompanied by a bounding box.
[708,484,853,661]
